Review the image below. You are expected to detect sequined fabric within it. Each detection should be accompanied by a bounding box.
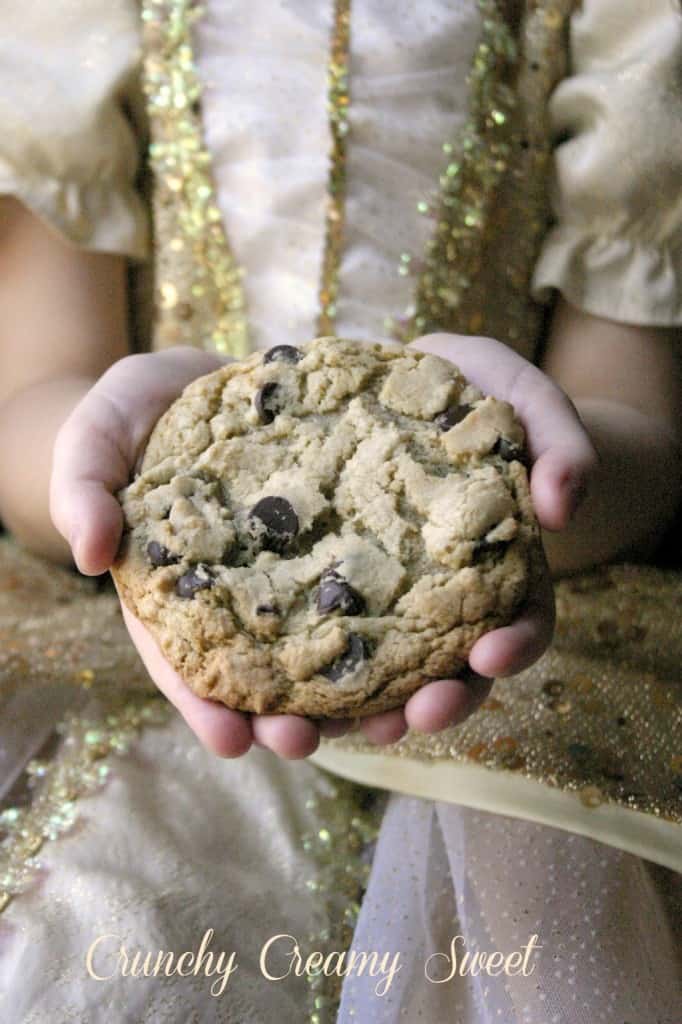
[396,0,575,350]
[141,0,250,356]
[313,563,682,866]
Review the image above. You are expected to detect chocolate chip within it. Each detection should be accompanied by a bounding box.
[316,575,366,615]
[434,404,473,431]
[254,382,281,424]
[494,437,524,462]
[247,496,299,553]
[256,603,278,615]
[320,633,368,682]
[147,540,180,567]
[472,538,509,562]
[175,565,213,598]
[263,345,303,364]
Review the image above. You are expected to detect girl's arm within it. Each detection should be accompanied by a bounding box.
[538,297,682,575]
[0,196,130,564]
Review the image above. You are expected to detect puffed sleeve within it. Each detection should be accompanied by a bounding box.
[0,1,150,261]
[530,0,682,325]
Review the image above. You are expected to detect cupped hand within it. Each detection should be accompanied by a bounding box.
[49,346,362,760]
[49,337,598,761]
[380,331,600,744]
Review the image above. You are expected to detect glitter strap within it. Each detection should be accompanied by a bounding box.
[396,0,521,342]
[316,0,351,339]
[389,0,576,353]
[141,0,250,357]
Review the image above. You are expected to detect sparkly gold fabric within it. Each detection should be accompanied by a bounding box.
[0,538,381,1021]
[395,0,575,351]
[313,563,682,871]
[315,0,351,339]
[140,0,250,357]
[138,0,577,361]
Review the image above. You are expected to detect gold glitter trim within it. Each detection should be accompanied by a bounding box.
[315,0,351,339]
[301,774,384,1023]
[141,0,575,364]
[141,0,250,357]
[388,0,576,358]
[140,0,356,355]
[0,692,172,914]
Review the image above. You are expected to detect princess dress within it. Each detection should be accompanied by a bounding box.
[0,1,680,1022]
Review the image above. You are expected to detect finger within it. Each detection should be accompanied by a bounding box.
[251,715,321,759]
[404,674,493,733]
[468,546,556,677]
[358,708,408,745]
[119,600,253,758]
[410,334,600,530]
[50,420,128,575]
[528,444,594,532]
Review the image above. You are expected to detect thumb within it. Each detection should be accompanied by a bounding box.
[50,347,232,576]
[410,333,600,533]
[60,480,124,576]
[50,395,130,576]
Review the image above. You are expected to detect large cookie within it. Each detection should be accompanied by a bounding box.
[110,337,542,717]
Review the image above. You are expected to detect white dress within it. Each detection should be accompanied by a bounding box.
[0,2,680,1022]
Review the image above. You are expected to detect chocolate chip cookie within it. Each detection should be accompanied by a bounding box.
[110,336,542,717]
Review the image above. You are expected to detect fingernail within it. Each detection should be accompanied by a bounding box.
[69,528,81,563]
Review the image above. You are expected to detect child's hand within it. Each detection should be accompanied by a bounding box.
[48,347,393,760]
[374,332,599,743]
[49,338,597,761]
[48,347,337,759]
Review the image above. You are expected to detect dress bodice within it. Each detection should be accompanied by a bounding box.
[191,0,482,352]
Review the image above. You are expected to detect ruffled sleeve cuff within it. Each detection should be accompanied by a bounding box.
[0,168,150,263]
[529,0,682,328]
[531,228,682,326]
[0,0,150,262]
